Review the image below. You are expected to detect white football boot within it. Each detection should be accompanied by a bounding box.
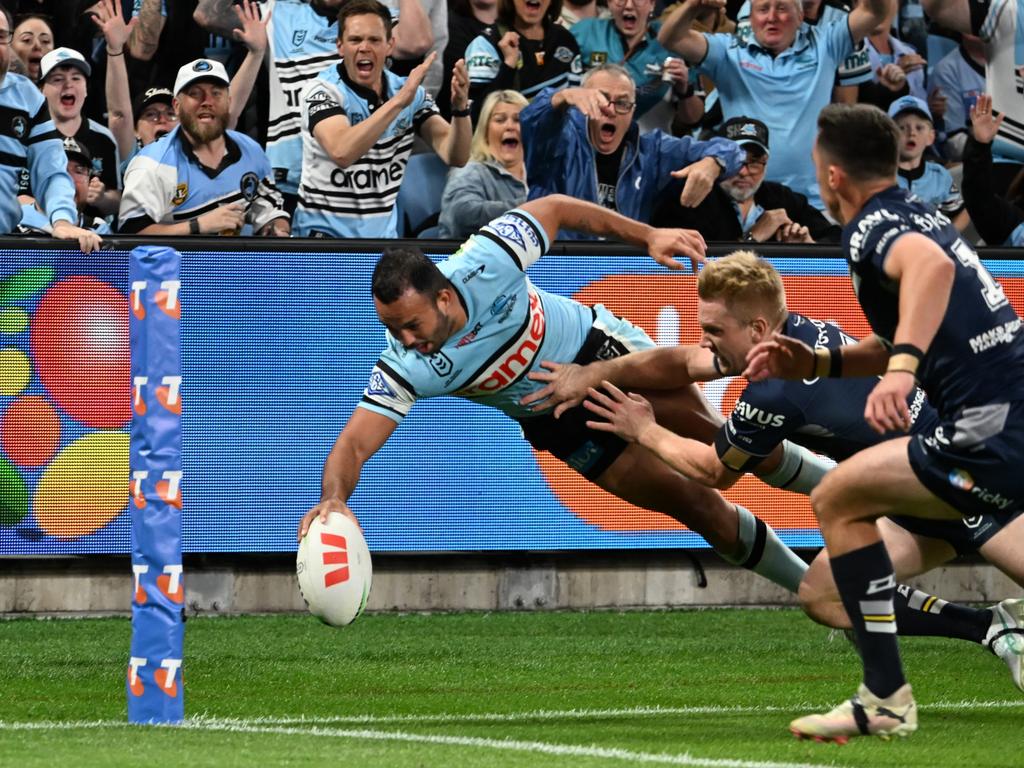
[985,598,1024,693]
[789,683,917,744]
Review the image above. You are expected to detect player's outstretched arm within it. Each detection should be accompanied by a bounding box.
[297,408,398,540]
[584,381,740,488]
[522,345,717,416]
[519,194,707,270]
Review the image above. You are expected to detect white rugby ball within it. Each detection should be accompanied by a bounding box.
[296,512,373,627]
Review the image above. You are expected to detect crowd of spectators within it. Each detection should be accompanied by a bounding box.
[0,0,1021,249]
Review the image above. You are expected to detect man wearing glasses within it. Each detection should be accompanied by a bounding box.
[521,62,742,240]
[0,5,100,251]
[652,117,840,243]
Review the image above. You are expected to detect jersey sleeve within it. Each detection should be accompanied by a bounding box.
[303,80,346,135]
[696,32,729,75]
[714,382,802,472]
[837,39,873,86]
[476,209,550,270]
[936,169,965,216]
[117,154,175,233]
[24,96,77,226]
[968,0,998,39]
[358,353,418,424]
[413,87,441,133]
[823,17,856,67]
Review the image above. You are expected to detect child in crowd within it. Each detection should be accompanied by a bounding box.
[889,95,969,231]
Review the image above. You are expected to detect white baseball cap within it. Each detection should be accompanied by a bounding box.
[173,59,230,96]
[40,47,92,82]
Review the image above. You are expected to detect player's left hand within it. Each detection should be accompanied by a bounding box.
[52,220,102,254]
[743,332,814,381]
[450,58,470,112]
[672,156,721,208]
[583,381,654,443]
[865,371,915,434]
[646,227,706,271]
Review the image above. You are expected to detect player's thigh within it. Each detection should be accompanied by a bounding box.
[596,441,736,546]
[642,383,724,443]
[799,518,952,604]
[978,513,1024,588]
[812,437,961,524]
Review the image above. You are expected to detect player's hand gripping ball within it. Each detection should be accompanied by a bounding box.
[296,512,372,626]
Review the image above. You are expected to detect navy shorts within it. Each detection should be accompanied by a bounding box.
[889,509,1023,555]
[518,308,653,480]
[906,400,1024,531]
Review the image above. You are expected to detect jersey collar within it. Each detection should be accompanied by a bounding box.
[338,61,392,109]
[898,161,926,183]
[177,128,242,179]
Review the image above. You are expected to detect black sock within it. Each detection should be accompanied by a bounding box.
[829,540,906,698]
[893,584,993,643]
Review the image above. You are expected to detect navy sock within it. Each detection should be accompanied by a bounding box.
[829,540,906,698]
[893,584,993,643]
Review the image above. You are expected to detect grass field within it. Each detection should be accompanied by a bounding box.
[1,609,1021,767]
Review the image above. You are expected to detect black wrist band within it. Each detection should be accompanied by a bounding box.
[107,49,124,57]
[189,218,200,235]
[450,106,471,118]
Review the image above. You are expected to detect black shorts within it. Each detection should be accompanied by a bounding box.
[517,319,641,480]
[907,400,1024,526]
[889,509,1023,555]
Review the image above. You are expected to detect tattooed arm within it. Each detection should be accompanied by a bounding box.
[128,0,166,61]
[194,0,245,39]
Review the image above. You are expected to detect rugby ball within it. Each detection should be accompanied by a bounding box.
[296,512,373,627]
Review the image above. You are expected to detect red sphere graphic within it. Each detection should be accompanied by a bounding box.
[30,276,130,428]
[1,395,60,467]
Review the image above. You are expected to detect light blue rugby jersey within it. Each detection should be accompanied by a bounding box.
[697,22,854,208]
[0,73,76,233]
[897,161,964,216]
[118,126,287,234]
[733,0,871,87]
[294,64,439,238]
[360,210,649,423]
[259,0,341,197]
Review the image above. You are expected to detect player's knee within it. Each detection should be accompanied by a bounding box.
[809,471,847,525]
[797,576,833,627]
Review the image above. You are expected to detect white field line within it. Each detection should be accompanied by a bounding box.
[1,697,1021,733]
[177,721,835,768]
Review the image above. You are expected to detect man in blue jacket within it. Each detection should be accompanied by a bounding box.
[520,62,742,239]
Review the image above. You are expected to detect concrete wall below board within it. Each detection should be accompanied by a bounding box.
[0,552,1018,617]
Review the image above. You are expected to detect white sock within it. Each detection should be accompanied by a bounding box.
[761,441,836,495]
[715,505,807,593]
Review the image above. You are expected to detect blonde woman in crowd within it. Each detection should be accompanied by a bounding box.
[438,89,528,239]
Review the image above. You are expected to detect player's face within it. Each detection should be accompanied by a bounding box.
[698,298,755,374]
[610,0,654,41]
[812,139,844,224]
[375,288,458,356]
[42,67,87,121]
[895,114,935,163]
[12,17,52,82]
[338,14,393,91]
[486,101,524,169]
[136,102,179,146]
[720,149,767,203]
[175,82,230,145]
[749,0,802,53]
[585,71,636,155]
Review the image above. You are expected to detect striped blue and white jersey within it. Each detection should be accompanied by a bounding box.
[969,0,1024,161]
[294,64,440,238]
[897,161,965,217]
[0,72,76,233]
[118,126,287,234]
[259,0,341,196]
[359,210,647,423]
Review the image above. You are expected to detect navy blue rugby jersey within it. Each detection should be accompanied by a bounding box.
[843,185,1024,415]
[715,312,937,472]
